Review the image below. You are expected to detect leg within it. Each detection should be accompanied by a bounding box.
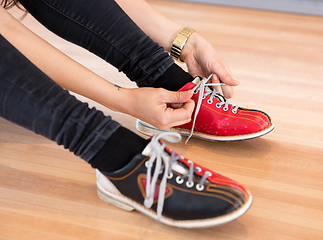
[18,0,169,86]
[18,0,192,90]
[0,34,252,227]
[0,34,147,171]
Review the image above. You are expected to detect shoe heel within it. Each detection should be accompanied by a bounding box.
[97,187,134,212]
[136,119,167,136]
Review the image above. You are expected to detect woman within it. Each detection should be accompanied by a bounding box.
[0,0,254,227]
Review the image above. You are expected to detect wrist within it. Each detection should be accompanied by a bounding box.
[180,32,199,62]
[165,25,183,52]
[112,87,133,114]
[170,27,195,63]
[97,83,132,114]
[116,88,143,119]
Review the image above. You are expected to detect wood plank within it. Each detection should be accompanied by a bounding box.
[1,1,323,239]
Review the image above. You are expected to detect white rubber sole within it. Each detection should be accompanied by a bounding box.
[96,170,253,228]
[136,119,274,142]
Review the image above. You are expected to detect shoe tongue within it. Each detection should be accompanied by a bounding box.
[203,84,226,103]
[142,141,188,175]
[187,76,226,103]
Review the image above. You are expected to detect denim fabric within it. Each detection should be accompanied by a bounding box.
[0,34,120,162]
[19,0,174,87]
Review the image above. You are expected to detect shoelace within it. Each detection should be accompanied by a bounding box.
[143,132,211,219]
[185,75,239,144]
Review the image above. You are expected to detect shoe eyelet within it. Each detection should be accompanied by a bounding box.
[202,95,206,99]
[167,172,173,179]
[176,176,184,184]
[207,99,213,104]
[195,166,202,172]
[232,109,237,114]
[145,161,151,168]
[186,181,194,188]
[223,106,229,111]
[205,171,212,177]
[216,103,221,108]
[196,184,204,191]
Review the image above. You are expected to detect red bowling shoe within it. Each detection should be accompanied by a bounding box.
[137,76,274,142]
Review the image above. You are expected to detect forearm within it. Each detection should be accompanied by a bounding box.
[0,7,129,113]
[115,0,182,52]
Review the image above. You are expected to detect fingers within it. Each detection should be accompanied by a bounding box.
[221,85,234,99]
[184,33,239,99]
[162,89,193,104]
[211,74,222,93]
[210,64,236,99]
[159,99,195,130]
[212,60,239,87]
[147,89,195,130]
[209,74,232,98]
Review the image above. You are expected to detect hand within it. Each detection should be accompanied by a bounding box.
[123,87,195,130]
[181,33,240,98]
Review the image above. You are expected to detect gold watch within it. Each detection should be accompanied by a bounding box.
[170,27,195,63]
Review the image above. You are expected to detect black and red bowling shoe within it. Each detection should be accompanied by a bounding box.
[96,132,252,228]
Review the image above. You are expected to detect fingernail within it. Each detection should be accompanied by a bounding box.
[185,89,194,96]
[233,79,240,85]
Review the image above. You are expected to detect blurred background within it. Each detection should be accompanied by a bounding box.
[177,0,323,15]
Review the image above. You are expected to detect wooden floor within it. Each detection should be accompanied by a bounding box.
[1,1,323,239]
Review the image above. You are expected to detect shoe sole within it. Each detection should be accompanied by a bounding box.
[136,119,275,142]
[96,171,253,228]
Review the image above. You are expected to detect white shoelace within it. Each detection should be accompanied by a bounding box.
[185,75,239,144]
[143,132,212,219]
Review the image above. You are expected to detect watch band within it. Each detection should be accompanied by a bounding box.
[170,27,195,63]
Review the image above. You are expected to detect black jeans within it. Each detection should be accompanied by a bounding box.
[19,0,174,87]
[0,34,120,162]
[1,0,174,162]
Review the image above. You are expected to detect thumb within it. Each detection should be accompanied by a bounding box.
[163,90,193,104]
